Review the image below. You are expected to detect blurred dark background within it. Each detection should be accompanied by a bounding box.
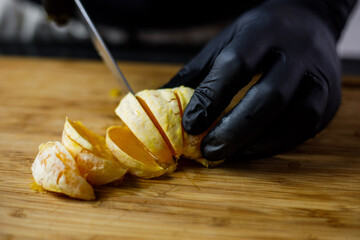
[0,0,359,74]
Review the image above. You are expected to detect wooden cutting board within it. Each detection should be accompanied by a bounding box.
[0,57,359,240]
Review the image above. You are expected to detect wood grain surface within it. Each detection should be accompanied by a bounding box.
[0,57,359,240]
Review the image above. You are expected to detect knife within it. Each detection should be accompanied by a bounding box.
[74,0,134,95]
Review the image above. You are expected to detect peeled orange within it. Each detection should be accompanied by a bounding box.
[31,141,95,200]
[31,86,224,200]
[110,86,223,173]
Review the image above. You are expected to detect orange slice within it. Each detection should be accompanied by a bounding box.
[106,125,166,178]
[115,92,176,172]
[31,141,95,200]
[136,89,183,158]
[62,118,127,185]
[172,86,224,167]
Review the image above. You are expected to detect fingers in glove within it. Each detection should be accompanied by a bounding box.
[181,33,272,135]
[163,21,241,89]
[201,54,302,161]
[238,72,330,159]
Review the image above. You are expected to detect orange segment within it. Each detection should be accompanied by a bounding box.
[135,89,184,159]
[65,118,109,158]
[173,86,225,167]
[173,91,185,147]
[172,86,202,159]
[62,118,127,185]
[31,141,95,200]
[108,125,158,167]
[115,92,175,171]
[136,96,177,157]
[106,125,165,178]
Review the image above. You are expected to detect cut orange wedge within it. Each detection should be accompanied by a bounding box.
[136,89,183,158]
[106,125,166,178]
[115,92,176,172]
[62,118,127,185]
[114,86,224,171]
[31,141,95,200]
[171,87,203,159]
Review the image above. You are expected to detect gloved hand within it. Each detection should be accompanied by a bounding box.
[164,0,357,160]
[41,0,74,25]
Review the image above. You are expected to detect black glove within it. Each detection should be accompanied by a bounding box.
[164,0,357,161]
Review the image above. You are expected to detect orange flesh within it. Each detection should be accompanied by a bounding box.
[55,150,75,170]
[67,120,107,157]
[136,96,176,157]
[108,125,159,167]
[173,92,185,147]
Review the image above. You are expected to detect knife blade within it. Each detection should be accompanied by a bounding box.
[74,0,134,95]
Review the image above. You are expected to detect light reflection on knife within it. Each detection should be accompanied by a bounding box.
[74,0,134,95]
